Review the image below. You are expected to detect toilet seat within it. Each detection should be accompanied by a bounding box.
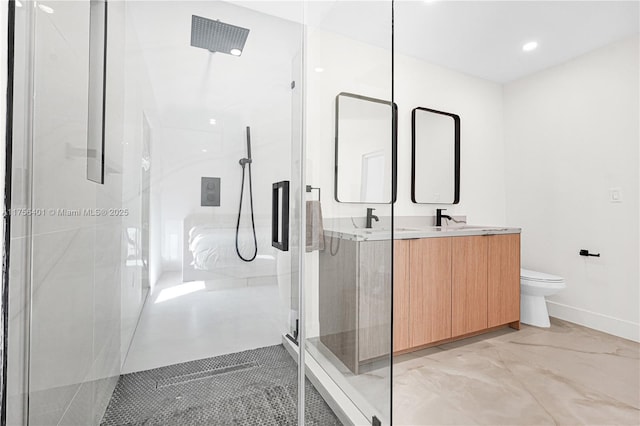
[521,268,564,283]
[521,278,566,290]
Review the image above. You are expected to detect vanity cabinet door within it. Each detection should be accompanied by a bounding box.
[358,241,392,362]
[452,236,488,336]
[409,237,452,347]
[319,239,359,373]
[487,234,521,327]
[393,240,411,352]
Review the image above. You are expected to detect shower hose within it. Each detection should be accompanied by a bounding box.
[235,144,258,262]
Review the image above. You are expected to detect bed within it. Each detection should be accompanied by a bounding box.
[182,214,276,285]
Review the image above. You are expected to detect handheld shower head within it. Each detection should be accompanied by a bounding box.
[246,126,252,160]
[239,126,252,166]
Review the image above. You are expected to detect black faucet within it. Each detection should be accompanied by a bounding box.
[366,208,379,229]
[436,208,452,226]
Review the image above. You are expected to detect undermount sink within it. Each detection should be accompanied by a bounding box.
[355,227,418,234]
[435,225,482,230]
[446,225,509,231]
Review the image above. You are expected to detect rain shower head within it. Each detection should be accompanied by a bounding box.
[190,15,250,56]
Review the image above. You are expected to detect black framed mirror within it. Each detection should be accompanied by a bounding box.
[411,107,460,204]
[334,92,397,204]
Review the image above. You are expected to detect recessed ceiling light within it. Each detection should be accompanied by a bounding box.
[314,67,324,73]
[202,149,208,153]
[209,118,216,125]
[16,1,23,7]
[38,4,54,13]
[522,41,538,52]
[230,48,242,56]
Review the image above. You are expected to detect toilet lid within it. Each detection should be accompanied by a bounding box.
[521,268,564,283]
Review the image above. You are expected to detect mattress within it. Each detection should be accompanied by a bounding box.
[188,225,276,277]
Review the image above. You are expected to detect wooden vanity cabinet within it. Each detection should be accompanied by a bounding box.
[393,233,520,354]
[487,234,521,327]
[319,232,520,372]
[393,240,411,352]
[452,236,488,336]
[408,238,452,347]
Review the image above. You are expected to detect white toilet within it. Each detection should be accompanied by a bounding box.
[520,268,566,327]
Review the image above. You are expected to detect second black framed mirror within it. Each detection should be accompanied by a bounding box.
[411,107,460,204]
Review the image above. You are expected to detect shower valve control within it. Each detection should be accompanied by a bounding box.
[201,177,221,207]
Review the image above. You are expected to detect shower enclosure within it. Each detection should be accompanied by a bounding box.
[4,1,395,424]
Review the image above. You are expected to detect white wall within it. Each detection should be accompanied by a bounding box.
[395,53,506,223]
[306,30,506,222]
[305,29,392,221]
[504,36,640,342]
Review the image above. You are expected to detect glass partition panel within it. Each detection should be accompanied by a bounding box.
[6,1,33,424]
[304,1,394,424]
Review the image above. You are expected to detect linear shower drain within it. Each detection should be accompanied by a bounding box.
[155,361,259,389]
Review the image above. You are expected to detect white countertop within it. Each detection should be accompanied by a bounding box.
[323,224,521,242]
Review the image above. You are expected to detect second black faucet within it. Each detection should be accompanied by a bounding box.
[436,208,452,226]
[366,208,379,229]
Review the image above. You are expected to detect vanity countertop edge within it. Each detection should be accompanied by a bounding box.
[323,226,522,242]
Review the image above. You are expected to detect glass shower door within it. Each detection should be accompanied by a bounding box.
[8,0,394,424]
[303,1,395,424]
[8,1,308,424]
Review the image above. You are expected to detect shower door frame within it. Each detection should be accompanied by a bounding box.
[2,0,18,423]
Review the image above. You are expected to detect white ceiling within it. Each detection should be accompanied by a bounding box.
[397,1,639,82]
[243,0,640,83]
[128,0,639,131]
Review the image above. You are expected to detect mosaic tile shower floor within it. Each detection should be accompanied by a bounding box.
[101,345,342,426]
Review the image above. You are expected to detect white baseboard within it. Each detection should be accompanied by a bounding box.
[547,301,640,342]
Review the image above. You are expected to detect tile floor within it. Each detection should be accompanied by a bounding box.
[393,318,640,425]
[123,275,639,425]
[122,272,285,373]
[103,345,341,425]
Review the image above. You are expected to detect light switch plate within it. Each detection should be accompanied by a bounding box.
[609,187,622,203]
[201,177,221,206]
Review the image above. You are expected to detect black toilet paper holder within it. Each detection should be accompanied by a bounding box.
[579,249,600,257]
